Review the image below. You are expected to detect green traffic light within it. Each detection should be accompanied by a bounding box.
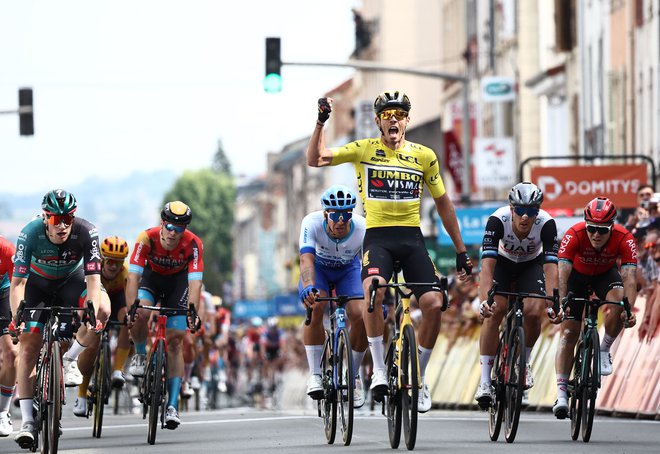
[264,73,282,93]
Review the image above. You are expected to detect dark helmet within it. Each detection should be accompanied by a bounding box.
[161,201,192,225]
[42,189,77,215]
[373,90,412,115]
[508,182,543,207]
[321,185,357,210]
[584,197,617,224]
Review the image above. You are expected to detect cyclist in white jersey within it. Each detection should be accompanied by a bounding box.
[475,182,560,408]
[299,185,368,408]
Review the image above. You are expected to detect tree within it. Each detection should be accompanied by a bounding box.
[211,139,232,175]
[163,169,235,296]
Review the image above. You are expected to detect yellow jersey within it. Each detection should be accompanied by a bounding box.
[102,263,128,296]
[330,138,446,229]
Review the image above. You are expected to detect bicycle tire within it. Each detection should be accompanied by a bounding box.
[581,331,599,442]
[489,335,505,441]
[337,328,354,446]
[569,338,583,440]
[32,347,46,454]
[504,326,524,443]
[401,324,418,450]
[320,336,336,444]
[147,340,165,445]
[386,341,402,449]
[48,342,62,454]
[92,340,110,438]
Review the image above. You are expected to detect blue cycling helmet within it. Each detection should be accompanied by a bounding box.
[320,184,357,210]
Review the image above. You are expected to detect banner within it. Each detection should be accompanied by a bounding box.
[474,137,515,189]
[531,164,647,209]
[443,131,463,193]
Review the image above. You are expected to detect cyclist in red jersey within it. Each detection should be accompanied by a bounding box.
[126,201,204,429]
[552,197,637,418]
[0,236,16,436]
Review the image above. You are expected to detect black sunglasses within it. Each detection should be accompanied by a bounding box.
[586,224,612,235]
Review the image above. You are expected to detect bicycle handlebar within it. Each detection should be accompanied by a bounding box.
[128,299,200,331]
[368,277,449,313]
[562,292,632,319]
[11,299,96,345]
[487,282,560,316]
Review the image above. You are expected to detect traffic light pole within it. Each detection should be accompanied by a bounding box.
[283,60,472,205]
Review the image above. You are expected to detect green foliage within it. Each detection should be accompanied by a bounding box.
[163,169,235,295]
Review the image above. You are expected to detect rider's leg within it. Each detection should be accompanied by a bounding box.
[477,294,507,386]
[416,291,445,380]
[0,334,18,416]
[16,331,41,424]
[555,318,581,399]
[361,276,386,372]
[346,299,367,376]
[303,297,327,376]
[114,306,130,373]
[522,298,546,362]
[165,321,186,410]
[601,287,625,352]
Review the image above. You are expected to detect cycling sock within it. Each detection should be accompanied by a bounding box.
[368,336,385,371]
[480,355,495,385]
[352,349,366,377]
[0,385,15,413]
[418,346,433,380]
[19,398,34,423]
[305,345,323,375]
[184,362,193,382]
[600,333,616,352]
[556,374,569,400]
[78,375,90,397]
[135,342,147,355]
[114,347,130,371]
[167,377,182,409]
[64,339,86,361]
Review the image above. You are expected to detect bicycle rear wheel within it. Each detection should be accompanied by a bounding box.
[337,328,354,446]
[569,339,584,440]
[320,336,336,444]
[581,331,599,442]
[92,340,110,438]
[401,324,418,450]
[36,347,48,454]
[48,342,62,454]
[147,340,165,445]
[489,336,505,441]
[385,341,402,449]
[504,326,524,443]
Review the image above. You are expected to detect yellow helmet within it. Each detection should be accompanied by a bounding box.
[161,201,192,225]
[101,236,129,260]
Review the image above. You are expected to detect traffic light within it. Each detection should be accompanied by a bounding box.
[264,37,282,93]
[18,87,34,136]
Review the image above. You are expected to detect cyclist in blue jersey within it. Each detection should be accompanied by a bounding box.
[9,189,109,447]
[299,185,369,408]
[0,236,16,437]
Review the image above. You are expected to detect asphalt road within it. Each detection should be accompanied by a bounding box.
[1,404,658,453]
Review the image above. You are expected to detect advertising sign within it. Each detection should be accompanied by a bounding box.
[437,206,498,246]
[531,164,647,209]
[481,76,516,102]
[474,137,515,189]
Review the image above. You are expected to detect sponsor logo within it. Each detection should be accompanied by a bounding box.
[558,234,572,254]
[86,262,100,272]
[17,265,27,274]
[372,179,384,188]
[398,154,420,165]
[367,267,379,275]
[18,232,27,241]
[134,242,143,262]
[89,227,99,237]
[375,149,386,157]
[193,247,199,270]
[429,173,440,184]
[370,157,389,163]
[362,251,370,267]
[366,167,422,201]
[430,159,437,167]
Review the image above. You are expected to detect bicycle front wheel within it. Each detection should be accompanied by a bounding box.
[48,342,62,454]
[401,324,418,450]
[92,339,111,438]
[320,336,337,444]
[569,338,584,440]
[504,326,524,443]
[337,328,354,446]
[581,330,599,442]
[385,341,402,449]
[489,335,505,441]
[147,340,165,445]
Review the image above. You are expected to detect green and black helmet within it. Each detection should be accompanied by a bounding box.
[42,189,77,215]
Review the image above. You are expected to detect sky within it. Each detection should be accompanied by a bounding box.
[0,0,357,195]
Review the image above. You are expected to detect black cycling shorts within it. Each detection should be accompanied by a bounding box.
[137,267,189,314]
[0,287,10,336]
[108,290,127,322]
[492,255,546,295]
[565,267,623,322]
[361,226,440,300]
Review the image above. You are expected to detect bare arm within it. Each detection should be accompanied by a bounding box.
[85,273,103,313]
[306,122,334,167]
[478,258,496,302]
[125,272,141,307]
[543,262,559,305]
[188,279,203,312]
[434,194,466,254]
[558,260,573,301]
[9,276,27,316]
[299,253,316,288]
[621,266,638,307]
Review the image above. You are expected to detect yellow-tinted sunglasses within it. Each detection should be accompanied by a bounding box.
[379,109,408,121]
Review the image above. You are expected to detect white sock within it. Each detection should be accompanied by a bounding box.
[0,385,15,413]
[556,374,569,400]
[20,399,34,423]
[418,345,433,380]
[368,336,385,371]
[480,355,495,385]
[352,349,366,377]
[305,345,323,375]
[64,339,86,361]
[600,333,616,352]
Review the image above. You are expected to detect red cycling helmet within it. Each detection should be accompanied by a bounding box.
[584,197,617,224]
